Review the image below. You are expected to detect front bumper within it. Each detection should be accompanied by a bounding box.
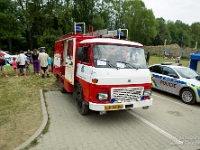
[89,98,153,111]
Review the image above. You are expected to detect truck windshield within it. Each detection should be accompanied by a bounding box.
[92,44,147,69]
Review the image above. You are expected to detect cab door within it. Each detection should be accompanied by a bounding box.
[64,38,76,85]
[76,46,92,102]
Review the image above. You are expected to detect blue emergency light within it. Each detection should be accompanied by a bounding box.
[141,96,145,101]
[74,26,82,32]
[110,98,115,103]
[118,31,124,36]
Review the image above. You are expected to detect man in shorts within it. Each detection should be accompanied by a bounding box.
[17,50,27,77]
[38,49,49,78]
[0,50,8,77]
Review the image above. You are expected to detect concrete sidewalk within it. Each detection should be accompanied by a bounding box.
[14,89,48,150]
[14,90,199,150]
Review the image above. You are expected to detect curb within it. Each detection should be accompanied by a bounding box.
[14,89,48,150]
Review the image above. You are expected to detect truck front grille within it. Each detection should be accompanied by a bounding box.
[111,87,144,102]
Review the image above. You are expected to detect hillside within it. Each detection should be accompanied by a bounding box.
[144,44,197,58]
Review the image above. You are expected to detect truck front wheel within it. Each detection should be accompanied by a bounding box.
[74,83,89,115]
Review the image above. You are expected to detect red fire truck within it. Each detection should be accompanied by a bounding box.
[53,22,153,115]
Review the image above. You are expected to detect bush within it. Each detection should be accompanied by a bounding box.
[181,56,189,60]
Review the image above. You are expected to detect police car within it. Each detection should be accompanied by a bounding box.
[149,62,200,104]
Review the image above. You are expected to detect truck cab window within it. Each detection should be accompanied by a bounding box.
[77,47,90,63]
[92,44,147,69]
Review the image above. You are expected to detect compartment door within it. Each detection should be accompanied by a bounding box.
[65,38,76,85]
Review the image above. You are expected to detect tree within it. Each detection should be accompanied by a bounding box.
[166,21,178,45]
[191,22,200,48]
[121,0,158,45]
[0,0,25,53]
[174,20,192,47]
[0,0,199,52]
[153,18,171,46]
[16,0,64,53]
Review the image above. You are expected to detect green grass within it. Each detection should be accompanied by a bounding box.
[149,56,190,66]
[0,64,57,150]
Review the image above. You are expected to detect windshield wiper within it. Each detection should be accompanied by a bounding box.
[116,61,138,70]
[94,59,115,68]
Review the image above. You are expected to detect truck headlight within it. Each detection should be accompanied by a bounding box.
[97,93,108,100]
[143,90,152,96]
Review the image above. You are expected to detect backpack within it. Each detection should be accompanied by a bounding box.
[17,55,21,64]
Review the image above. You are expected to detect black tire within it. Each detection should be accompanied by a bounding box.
[74,83,89,115]
[180,88,196,104]
[59,78,67,93]
[56,76,59,86]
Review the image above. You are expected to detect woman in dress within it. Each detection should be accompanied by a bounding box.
[32,49,40,75]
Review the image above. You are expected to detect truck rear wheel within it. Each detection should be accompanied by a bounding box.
[74,83,89,115]
[59,78,67,93]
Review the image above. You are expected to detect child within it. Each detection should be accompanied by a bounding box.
[48,57,52,72]
[12,57,18,77]
[25,58,30,74]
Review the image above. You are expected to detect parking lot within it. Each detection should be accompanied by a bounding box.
[29,90,200,150]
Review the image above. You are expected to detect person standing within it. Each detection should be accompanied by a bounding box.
[12,57,18,77]
[0,50,8,77]
[17,50,27,77]
[181,49,184,56]
[32,49,40,75]
[38,49,49,78]
[25,59,31,74]
[47,56,52,72]
[175,56,181,63]
[26,49,32,62]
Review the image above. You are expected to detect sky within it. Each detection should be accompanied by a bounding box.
[142,0,200,25]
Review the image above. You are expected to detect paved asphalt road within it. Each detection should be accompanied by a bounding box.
[29,90,200,150]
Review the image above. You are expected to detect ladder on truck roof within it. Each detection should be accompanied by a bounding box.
[85,28,108,36]
[72,22,128,39]
[87,27,128,40]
